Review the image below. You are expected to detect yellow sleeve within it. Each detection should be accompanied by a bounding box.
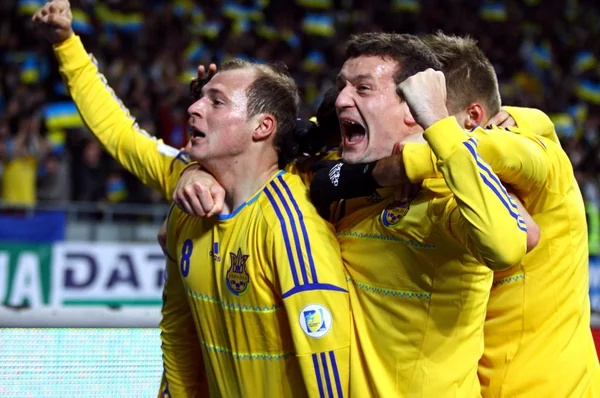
[403,106,559,183]
[424,117,528,271]
[53,35,188,199]
[159,205,208,397]
[468,127,570,197]
[265,183,350,398]
[502,106,560,146]
[403,141,440,183]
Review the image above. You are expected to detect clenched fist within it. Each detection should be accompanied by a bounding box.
[32,0,74,45]
[396,68,449,131]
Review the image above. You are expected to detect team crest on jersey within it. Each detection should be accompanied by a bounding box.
[299,304,332,338]
[382,200,410,227]
[226,248,250,296]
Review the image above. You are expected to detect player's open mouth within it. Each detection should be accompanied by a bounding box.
[341,119,367,146]
[188,126,206,139]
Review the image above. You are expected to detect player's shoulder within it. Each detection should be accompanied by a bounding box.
[257,170,324,232]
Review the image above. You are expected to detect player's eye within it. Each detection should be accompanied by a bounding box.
[212,99,224,107]
[357,85,371,92]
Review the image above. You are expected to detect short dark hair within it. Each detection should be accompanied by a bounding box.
[423,32,501,116]
[345,32,442,86]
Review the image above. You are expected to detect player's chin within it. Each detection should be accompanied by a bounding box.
[341,145,369,164]
[185,146,206,160]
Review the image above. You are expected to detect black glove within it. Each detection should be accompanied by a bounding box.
[309,159,380,219]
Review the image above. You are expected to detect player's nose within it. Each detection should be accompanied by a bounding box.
[187,97,206,119]
[335,85,354,111]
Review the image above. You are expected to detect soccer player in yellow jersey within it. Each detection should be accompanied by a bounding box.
[328,33,529,397]
[399,34,600,398]
[161,59,350,397]
[324,33,600,397]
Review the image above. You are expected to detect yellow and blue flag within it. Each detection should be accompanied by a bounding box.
[531,42,552,70]
[282,29,301,48]
[575,51,596,74]
[17,0,44,15]
[115,12,143,32]
[44,102,84,130]
[479,1,507,22]
[223,1,248,20]
[47,130,66,155]
[569,103,588,123]
[185,42,207,62]
[302,14,334,37]
[549,113,575,138]
[575,79,600,104]
[303,50,325,73]
[256,23,278,40]
[107,176,128,203]
[71,8,94,35]
[201,21,223,40]
[20,55,40,84]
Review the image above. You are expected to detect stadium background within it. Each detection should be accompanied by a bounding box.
[1,0,600,395]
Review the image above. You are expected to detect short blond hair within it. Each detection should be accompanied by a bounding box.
[220,59,301,167]
[423,32,501,116]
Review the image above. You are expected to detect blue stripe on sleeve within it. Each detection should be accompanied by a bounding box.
[320,352,334,398]
[270,181,310,285]
[329,351,344,398]
[278,176,319,283]
[466,138,519,213]
[312,353,325,398]
[473,151,518,212]
[264,187,300,288]
[462,141,527,232]
[282,283,348,299]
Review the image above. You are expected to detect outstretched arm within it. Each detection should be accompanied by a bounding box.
[33,0,189,199]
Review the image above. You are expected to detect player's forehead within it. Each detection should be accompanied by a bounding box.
[338,55,397,84]
[203,69,256,98]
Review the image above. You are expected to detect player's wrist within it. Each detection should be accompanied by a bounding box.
[179,161,202,177]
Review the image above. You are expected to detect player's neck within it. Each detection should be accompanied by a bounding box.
[206,152,280,215]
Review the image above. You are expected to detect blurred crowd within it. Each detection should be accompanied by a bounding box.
[0,0,599,238]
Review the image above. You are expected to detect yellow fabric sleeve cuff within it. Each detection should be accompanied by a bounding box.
[53,34,89,72]
[179,161,201,177]
[403,143,439,183]
[423,116,466,161]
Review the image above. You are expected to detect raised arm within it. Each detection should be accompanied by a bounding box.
[398,69,528,270]
[33,0,188,199]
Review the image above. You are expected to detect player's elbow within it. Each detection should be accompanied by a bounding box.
[482,235,527,271]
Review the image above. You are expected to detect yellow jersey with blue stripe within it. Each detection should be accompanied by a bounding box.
[330,117,528,397]
[162,170,350,397]
[53,34,189,200]
[402,108,600,397]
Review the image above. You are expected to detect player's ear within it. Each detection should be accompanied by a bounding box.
[463,103,485,130]
[403,103,418,127]
[252,114,276,141]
